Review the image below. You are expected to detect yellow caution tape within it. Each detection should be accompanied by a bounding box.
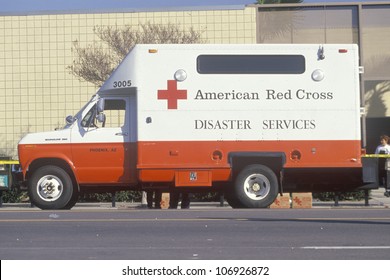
[362,154,390,158]
[0,160,20,165]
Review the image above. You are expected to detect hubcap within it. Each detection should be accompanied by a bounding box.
[36,175,63,202]
[243,174,270,201]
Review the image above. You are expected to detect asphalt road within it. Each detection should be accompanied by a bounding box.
[0,208,389,260]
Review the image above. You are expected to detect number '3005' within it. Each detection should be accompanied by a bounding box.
[113,80,132,88]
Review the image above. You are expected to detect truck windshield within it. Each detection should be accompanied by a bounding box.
[81,104,97,128]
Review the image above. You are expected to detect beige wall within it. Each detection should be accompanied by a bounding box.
[255,3,390,119]
[0,7,257,158]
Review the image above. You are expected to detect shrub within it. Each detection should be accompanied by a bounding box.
[313,190,368,201]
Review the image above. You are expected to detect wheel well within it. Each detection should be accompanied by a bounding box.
[27,158,79,191]
[229,152,286,183]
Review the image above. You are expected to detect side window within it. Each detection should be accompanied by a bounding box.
[81,99,126,129]
[197,54,305,74]
[99,99,126,128]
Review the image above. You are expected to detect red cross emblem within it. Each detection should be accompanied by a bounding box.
[158,80,187,110]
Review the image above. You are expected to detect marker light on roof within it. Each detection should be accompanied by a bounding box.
[174,69,187,82]
[312,69,324,82]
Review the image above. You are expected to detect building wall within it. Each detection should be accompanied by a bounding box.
[0,7,256,158]
[254,3,390,120]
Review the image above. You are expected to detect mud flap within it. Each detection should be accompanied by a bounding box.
[362,157,379,188]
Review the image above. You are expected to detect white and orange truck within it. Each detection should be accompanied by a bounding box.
[17,44,378,209]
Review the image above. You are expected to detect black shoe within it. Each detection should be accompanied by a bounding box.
[384,191,390,197]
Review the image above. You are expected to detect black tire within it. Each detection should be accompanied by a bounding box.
[225,191,243,208]
[61,190,79,210]
[225,196,243,208]
[28,165,74,210]
[229,164,279,208]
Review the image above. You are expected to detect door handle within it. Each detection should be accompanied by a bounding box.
[115,132,128,136]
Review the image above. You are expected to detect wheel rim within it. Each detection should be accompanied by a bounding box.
[243,173,271,201]
[36,175,63,202]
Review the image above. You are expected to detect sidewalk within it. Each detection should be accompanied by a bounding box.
[362,188,390,208]
[0,189,390,210]
[311,188,390,208]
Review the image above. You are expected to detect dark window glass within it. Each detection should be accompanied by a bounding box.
[102,99,126,128]
[197,55,305,74]
[81,99,126,128]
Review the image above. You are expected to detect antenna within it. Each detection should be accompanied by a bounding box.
[318,45,325,60]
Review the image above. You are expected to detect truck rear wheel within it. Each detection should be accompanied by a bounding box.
[28,165,74,210]
[229,164,279,208]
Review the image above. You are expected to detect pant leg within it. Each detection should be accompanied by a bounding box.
[154,190,162,209]
[181,192,190,209]
[146,190,153,208]
[169,191,179,209]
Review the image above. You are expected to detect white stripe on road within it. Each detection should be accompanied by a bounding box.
[303,246,390,250]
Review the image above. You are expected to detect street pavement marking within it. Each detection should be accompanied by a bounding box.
[297,217,390,220]
[303,246,390,250]
[0,218,241,223]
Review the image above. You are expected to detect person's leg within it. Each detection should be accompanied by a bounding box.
[154,190,162,209]
[384,178,390,197]
[169,191,179,209]
[146,190,153,209]
[181,192,190,209]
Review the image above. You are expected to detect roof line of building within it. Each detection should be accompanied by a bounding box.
[1,1,389,18]
[0,5,247,17]
[249,1,390,8]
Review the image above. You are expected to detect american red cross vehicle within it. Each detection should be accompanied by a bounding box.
[17,44,377,209]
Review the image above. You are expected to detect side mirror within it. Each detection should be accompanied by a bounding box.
[97,112,106,124]
[97,98,105,114]
[65,115,75,124]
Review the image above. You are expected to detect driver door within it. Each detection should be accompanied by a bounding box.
[71,95,137,185]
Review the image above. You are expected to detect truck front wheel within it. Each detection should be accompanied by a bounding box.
[229,164,279,208]
[28,165,74,210]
